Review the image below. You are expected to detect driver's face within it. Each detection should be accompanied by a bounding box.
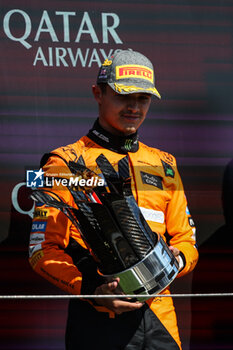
[92,85,152,136]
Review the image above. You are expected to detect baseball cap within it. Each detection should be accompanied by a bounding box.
[97,49,161,99]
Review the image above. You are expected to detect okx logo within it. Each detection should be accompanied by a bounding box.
[26,169,44,188]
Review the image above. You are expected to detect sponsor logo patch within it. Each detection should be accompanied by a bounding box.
[116,65,154,83]
[29,250,44,268]
[140,171,163,189]
[29,233,45,245]
[29,243,42,258]
[124,139,133,151]
[139,207,164,224]
[161,160,175,178]
[31,221,47,233]
[34,208,49,219]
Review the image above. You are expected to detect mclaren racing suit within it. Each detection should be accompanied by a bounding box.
[29,120,198,350]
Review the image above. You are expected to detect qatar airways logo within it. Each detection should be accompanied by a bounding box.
[2,9,123,67]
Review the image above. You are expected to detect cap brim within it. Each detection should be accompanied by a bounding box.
[108,82,161,99]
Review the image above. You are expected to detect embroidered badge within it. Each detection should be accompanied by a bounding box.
[161,160,175,178]
[124,139,133,151]
[140,171,163,189]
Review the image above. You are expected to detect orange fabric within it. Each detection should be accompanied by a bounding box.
[29,136,198,348]
[146,288,182,349]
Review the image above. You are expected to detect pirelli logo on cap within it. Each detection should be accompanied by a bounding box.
[115,65,154,83]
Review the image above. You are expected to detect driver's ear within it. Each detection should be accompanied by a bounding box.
[92,85,103,104]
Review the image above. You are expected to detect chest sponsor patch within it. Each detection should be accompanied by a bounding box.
[140,171,163,189]
[31,221,47,233]
[139,207,165,224]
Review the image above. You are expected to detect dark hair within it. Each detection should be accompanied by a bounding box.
[97,83,107,94]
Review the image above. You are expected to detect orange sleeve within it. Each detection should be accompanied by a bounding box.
[165,163,199,278]
[29,156,83,295]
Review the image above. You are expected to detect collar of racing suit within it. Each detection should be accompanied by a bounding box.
[86,118,139,154]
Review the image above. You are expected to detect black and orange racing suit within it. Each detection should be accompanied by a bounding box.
[29,120,198,350]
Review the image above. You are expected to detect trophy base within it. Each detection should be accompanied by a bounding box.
[103,235,179,301]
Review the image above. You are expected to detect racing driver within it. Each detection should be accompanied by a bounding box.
[29,49,198,350]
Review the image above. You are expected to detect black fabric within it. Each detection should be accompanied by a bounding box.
[65,237,104,295]
[65,300,179,350]
[87,119,139,154]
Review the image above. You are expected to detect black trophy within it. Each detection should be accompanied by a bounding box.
[30,154,179,301]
